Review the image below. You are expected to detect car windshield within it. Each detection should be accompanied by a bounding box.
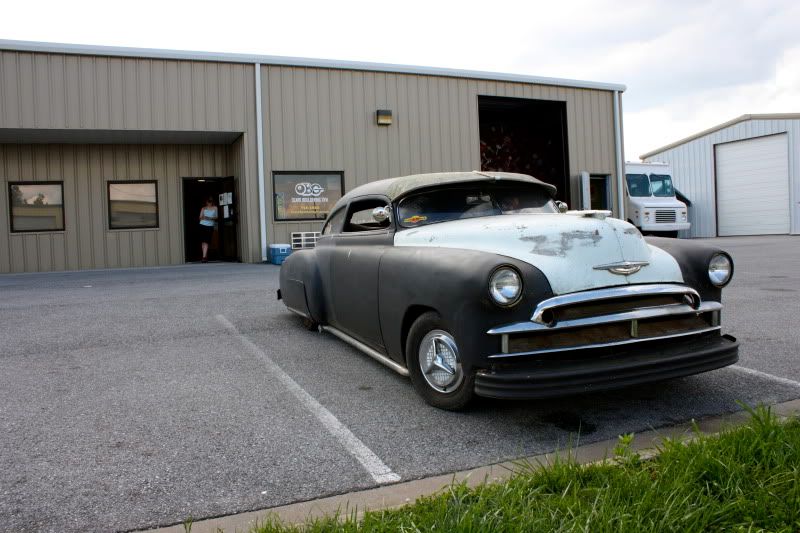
[397,184,556,228]
[649,174,675,197]
[626,174,651,197]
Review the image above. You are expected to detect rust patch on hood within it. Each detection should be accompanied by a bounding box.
[521,230,603,257]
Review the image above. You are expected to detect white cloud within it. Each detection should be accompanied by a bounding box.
[627,44,800,159]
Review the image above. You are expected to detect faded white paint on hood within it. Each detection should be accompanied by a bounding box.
[394,213,683,295]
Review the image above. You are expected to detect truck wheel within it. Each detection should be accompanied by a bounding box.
[406,312,474,410]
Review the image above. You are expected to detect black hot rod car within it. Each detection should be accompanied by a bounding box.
[278,171,738,410]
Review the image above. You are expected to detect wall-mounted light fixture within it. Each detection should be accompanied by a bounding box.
[376,109,392,126]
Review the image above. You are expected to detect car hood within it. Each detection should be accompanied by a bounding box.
[393,213,684,295]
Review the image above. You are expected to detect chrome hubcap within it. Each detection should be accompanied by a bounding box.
[418,330,463,393]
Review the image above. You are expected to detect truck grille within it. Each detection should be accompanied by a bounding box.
[655,210,677,223]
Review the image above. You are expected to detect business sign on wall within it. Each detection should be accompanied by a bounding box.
[273,172,344,221]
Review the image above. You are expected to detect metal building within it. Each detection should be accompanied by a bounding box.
[0,40,626,273]
[641,114,800,238]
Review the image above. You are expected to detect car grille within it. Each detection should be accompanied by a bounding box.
[488,284,722,358]
[507,314,713,353]
[655,210,677,223]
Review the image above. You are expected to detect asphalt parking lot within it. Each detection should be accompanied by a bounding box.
[1,235,799,532]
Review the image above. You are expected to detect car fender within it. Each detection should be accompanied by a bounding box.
[378,247,553,371]
[645,237,730,301]
[279,249,325,323]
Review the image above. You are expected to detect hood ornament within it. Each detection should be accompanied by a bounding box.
[593,261,649,276]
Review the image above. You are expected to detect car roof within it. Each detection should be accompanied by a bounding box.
[333,171,558,211]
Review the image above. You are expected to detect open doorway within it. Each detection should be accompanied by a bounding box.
[479,96,570,202]
[182,177,239,263]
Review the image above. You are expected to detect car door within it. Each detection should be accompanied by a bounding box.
[331,196,394,350]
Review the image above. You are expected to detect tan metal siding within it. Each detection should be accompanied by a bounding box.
[0,143,236,273]
[0,51,261,264]
[262,66,619,243]
[0,51,255,133]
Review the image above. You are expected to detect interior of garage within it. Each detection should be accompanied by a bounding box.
[478,96,570,202]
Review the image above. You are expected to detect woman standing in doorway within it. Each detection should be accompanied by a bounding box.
[198,196,218,263]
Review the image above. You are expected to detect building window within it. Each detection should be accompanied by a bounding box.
[273,172,344,221]
[108,181,159,229]
[8,182,65,232]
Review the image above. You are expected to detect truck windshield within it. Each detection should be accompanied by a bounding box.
[397,184,556,228]
[649,174,675,197]
[626,174,651,197]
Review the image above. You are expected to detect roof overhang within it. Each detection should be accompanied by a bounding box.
[0,39,626,93]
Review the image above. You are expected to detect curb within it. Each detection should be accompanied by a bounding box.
[147,398,800,533]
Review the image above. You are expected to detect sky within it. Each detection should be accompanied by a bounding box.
[2,0,797,160]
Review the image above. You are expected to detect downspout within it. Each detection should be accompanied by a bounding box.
[254,63,268,261]
[613,90,625,221]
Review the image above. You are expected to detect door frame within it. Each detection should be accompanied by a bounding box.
[181,176,239,262]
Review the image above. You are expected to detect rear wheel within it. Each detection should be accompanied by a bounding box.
[406,312,474,410]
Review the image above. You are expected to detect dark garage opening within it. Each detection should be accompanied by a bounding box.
[479,96,570,201]
[182,177,239,263]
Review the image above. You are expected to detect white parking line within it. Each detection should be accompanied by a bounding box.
[731,364,800,389]
[216,314,401,485]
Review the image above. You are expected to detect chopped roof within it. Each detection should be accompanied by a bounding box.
[334,171,558,211]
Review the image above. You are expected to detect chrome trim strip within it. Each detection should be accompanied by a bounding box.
[487,326,722,359]
[286,306,310,319]
[488,301,721,335]
[321,325,410,377]
[530,284,701,324]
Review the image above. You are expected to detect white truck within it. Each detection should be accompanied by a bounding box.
[624,162,690,237]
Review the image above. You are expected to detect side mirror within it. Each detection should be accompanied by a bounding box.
[555,201,568,213]
[372,206,391,223]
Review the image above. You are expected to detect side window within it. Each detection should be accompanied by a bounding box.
[322,208,346,235]
[9,182,65,232]
[344,199,392,232]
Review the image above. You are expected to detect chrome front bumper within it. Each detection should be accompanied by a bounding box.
[487,284,722,358]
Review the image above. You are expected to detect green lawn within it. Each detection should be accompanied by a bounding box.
[249,406,800,532]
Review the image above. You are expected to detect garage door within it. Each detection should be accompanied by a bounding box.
[715,133,790,236]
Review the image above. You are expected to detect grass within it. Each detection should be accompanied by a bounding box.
[247,405,800,533]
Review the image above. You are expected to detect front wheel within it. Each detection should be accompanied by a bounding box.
[406,312,474,410]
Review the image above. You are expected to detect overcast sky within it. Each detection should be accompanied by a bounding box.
[2,0,797,161]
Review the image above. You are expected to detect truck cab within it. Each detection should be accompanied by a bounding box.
[625,162,690,237]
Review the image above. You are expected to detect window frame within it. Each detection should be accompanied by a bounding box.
[341,196,394,234]
[272,171,345,222]
[8,181,66,233]
[321,207,347,236]
[106,180,160,231]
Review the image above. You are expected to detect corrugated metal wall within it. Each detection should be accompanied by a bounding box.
[0,51,255,132]
[0,49,621,271]
[0,144,233,273]
[0,50,261,267]
[261,66,620,244]
[643,119,800,237]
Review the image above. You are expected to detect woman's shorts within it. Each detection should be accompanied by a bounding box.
[199,224,214,243]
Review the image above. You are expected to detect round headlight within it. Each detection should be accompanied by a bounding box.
[708,253,733,287]
[489,267,522,306]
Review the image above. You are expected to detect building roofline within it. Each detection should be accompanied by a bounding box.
[0,39,626,93]
[640,113,800,159]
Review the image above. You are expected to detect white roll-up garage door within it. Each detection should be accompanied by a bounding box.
[715,133,790,236]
